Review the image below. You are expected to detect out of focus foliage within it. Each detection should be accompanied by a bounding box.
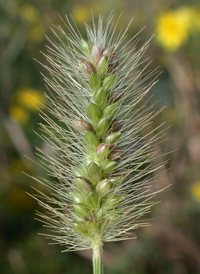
[1,0,200,273]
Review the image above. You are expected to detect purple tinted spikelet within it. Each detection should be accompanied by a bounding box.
[31,14,166,263]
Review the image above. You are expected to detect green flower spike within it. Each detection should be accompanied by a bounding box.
[31,14,166,274]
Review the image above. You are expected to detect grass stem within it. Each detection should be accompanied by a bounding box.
[93,243,103,274]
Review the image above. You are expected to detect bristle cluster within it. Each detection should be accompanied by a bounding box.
[31,14,165,252]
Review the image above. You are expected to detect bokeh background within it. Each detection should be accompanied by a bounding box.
[1,0,200,273]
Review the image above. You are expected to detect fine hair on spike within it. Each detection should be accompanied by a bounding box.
[29,14,167,257]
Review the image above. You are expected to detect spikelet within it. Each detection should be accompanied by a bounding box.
[31,14,166,257]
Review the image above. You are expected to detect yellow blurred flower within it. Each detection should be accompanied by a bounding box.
[29,24,45,42]
[72,5,90,24]
[155,7,193,51]
[17,88,44,111]
[191,181,200,201]
[20,4,40,24]
[10,106,29,124]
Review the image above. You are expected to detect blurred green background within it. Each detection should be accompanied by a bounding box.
[1,0,200,273]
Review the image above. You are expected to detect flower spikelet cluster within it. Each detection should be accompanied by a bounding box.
[32,15,165,252]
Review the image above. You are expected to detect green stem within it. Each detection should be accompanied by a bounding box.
[92,243,103,274]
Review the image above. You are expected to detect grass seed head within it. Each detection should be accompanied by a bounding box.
[32,14,166,252]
